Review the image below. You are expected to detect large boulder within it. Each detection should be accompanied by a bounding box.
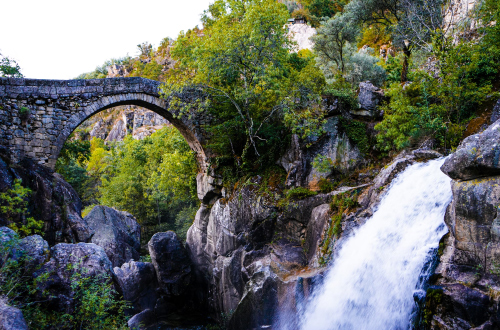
[0,227,16,245]
[84,206,141,268]
[114,260,159,314]
[17,234,49,268]
[354,81,384,117]
[227,267,279,330]
[441,119,500,180]
[0,299,28,330]
[148,232,192,297]
[0,151,93,245]
[0,227,49,269]
[33,243,114,313]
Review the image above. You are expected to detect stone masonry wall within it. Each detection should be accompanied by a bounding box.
[0,77,212,170]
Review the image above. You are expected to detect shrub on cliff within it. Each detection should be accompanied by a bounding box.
[0,180,43,237]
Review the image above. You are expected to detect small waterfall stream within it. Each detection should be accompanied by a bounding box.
[295,158,452,330]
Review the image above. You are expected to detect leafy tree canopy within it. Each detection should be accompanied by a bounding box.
[164,0,326,178]
[0,52,23,78]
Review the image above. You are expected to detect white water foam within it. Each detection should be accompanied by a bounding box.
[298,158,452,330]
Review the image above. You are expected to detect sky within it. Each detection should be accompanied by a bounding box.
[1,0,213,80]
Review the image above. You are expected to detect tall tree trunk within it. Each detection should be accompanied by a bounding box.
[401,46,411,83]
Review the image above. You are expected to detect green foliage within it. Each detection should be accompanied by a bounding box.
[318,178,335,193]
[95,127,198,242]
[81,204,97,218]
[56,139,92,200]
[357,25,392,51]
[165,0,326,180]
[423,288,443,326]
[375,81,443,151]
[0,52,23,78]
[342,45,386,87]
[285,187,317,200]
[339,118,371,155]
[376,33,499,152]
[76,57,131,80]
[0,179,43,237]
[383,54,404,84]
[313,154,334,174]
[319,189,361,264]
[0,235,128,329]
[56,126,199,242]
[64,271,129,329]
[18,106,30,118]
[324,78,358,110]
[312,13,359,78]
[313,13,386,86]
[304,0,347,27]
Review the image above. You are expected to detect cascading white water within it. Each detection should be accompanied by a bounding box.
[299,158,452,330]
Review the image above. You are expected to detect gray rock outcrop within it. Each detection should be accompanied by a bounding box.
[0,299,28,330]
[114,260,159,314]
[148,232,192,297]
[278,117,364,189]
[33,243,114,313]
[354,81,384,117]
[0,150,93,245]
[429,118,500,329]
[441,119,500,180]
[84,205,141,268]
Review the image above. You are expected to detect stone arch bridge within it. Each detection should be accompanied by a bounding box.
[0,77,223,203]
[0,77,214,170]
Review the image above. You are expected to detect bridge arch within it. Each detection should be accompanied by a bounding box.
[0,77,211,171]
[57,92,207,171]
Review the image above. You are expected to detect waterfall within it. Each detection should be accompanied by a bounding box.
[297,158,452,330]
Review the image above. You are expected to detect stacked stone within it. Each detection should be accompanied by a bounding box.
[0,77,212,170]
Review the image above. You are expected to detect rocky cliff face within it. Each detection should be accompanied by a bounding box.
[0,147,91,245]
[423,118,500,329]
[279,117,364,190]
[185,144,441,329]
[87,105,169,142]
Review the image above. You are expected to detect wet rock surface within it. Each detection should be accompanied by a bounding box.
[84,205,141,268]
[429,118,500,329]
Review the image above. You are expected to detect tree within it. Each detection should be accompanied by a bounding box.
[0,52,22,78]
[312,13,359,75]
[313,14,385,86]
[164,0,326,173]
[304,0,347,27]
[344,0,455,82]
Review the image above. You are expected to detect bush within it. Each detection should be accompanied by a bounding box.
[285,187,317,200]
[318,178,335,193]
[0,179,43,237]
[343,44,386,87]
[0,237,129,329]
[339,118,371,155]
[18,106,30,119]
